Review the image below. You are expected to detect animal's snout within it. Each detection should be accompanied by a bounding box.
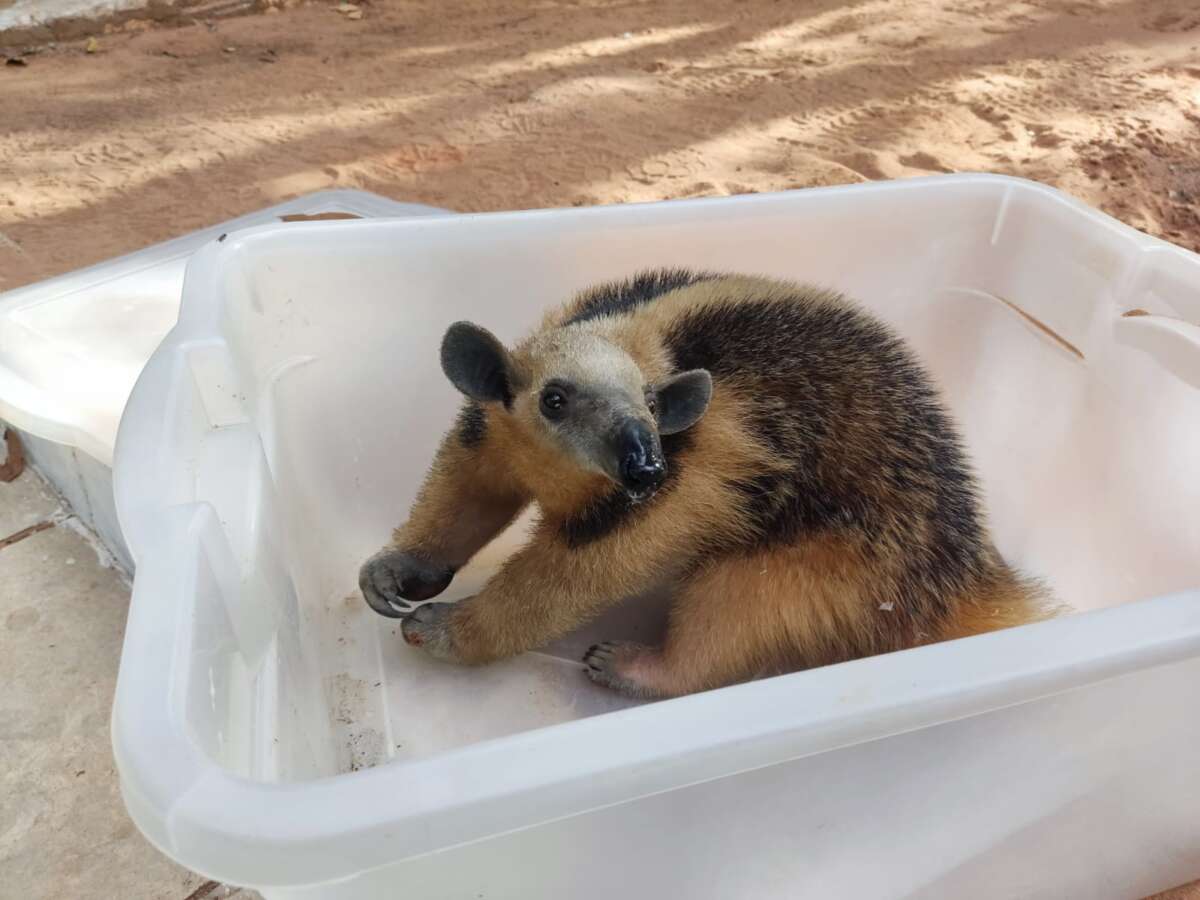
[621,455,666,494]
[616,420,666,497]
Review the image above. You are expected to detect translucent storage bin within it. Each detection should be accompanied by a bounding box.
[111,175,1200,899]
[0,189,447,569]
[0,189,446,466]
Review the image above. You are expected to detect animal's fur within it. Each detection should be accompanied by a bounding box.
[361,271,1056,697]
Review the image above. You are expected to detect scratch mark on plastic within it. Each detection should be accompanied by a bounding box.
[992,294,1085,360]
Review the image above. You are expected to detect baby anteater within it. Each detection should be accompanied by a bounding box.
[360,271,1053,698]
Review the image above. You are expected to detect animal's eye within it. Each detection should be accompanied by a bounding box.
[646,394,658,416]
[540,387,568,420]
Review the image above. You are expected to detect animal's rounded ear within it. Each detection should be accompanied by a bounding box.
[655,369,712,435]
[440,322,514,406]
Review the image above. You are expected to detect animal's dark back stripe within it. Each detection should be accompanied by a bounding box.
[665,293,990,618]
[564,269,720,326]
[665,295,879,378]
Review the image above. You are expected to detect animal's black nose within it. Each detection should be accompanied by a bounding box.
[621,454,666,493]
[616,419,666,496]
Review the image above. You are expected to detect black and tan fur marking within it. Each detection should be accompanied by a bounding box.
[360,271,1055,698]
[563,268,720,326]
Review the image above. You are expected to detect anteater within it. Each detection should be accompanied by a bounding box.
[360,271,1054,698]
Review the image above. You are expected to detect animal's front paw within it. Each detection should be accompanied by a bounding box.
[359,547,454,618]
[401,602,460,661]
[583,641,660,698]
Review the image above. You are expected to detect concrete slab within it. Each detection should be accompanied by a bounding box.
[0,0,151,33]
[19,431,133,573]
[0,469,258,899]
[17,433,91,534]
[0,0,256,46]
[0,523,201,898]
[0,468,62,539]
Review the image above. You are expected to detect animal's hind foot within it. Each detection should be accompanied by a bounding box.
[583,641,666,699]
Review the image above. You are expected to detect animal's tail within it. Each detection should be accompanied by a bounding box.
[936,560,1063,642]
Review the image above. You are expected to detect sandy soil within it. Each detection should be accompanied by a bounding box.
[1,0,1198,292]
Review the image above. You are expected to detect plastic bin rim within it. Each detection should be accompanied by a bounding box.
[114,567,1200,887]
[163,173,1195,259]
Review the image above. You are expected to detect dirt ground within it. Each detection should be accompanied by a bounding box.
[2,0,1199,293]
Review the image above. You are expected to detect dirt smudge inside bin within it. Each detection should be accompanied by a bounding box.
[328,672,388,772]
[348,727,385,772]
[279,213,363,223]
[330,672,366,726]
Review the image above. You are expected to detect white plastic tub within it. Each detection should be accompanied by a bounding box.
[0,189,446,466]
[0,189,447,569]
[112,175,1200,899]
